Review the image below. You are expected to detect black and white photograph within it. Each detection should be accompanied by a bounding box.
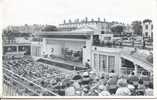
[0,0,156,97]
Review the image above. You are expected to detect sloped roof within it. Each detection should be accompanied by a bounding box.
[121,49,153,72]
[111,24,125,28]
[72,25,97,32]
[34,30,94,36]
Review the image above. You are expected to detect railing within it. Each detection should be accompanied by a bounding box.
[123,51,153,66]
[93,41,153,50]
[120,67,134,75]
[120,66,151,76]
[3,67,58,96]
[3,74,39,96]
[3,40,17,44]
[37,58,87,71]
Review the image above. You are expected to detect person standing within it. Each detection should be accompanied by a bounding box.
[107,70,118,95]
[128,72,139,89]
[115,78,131,96]
[85,59,91,70]
[140,71,150,87]
[136,79,145,96]
[145,82,153,96]
[65,82,76,96]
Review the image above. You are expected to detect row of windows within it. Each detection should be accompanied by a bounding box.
[60,22,98,28]
[145,32,153,37]
[94,54,115,73]
[145,25,153,30]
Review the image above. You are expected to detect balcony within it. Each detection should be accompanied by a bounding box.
[92,39,153,50]
[3,38,31,45]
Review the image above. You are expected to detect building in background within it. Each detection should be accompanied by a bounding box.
[2,18,153,96]
[124,24,133,35]
[32,26,153,76]
[59,17,112,34]
[4,24,48,33]
[2,18,153,76]
[142,19,153,40]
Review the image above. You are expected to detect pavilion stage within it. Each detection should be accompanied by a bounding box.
[35,57,88,72]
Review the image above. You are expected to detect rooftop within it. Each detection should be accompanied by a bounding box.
[34,30,94,36]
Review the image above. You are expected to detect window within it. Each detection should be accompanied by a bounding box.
[101,25,104,29]
[145,32,148,37]
[93,35,100,45]
[99,55,107,73]
[101,31,104,34]
[104,37,111,40]
[151,32,153,39]
[108,56,115,72]
[103,55,107,72]
[99,55,103,72]
[145,25,148,30]
[151,25,153,30]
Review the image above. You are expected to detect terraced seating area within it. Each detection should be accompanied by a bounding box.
[3,56,74,96]
[37,58,87,71]
[3,55,153,96]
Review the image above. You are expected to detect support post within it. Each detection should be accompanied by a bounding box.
[134,64,138,76]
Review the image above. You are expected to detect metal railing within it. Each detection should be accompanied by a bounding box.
[3,67,59,96]
[93,41,153,50]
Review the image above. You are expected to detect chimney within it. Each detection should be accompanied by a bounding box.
[98,17,100,22]
[64,20,66,24]
[77,18,79,23]
[85,17,88,22]
[69,19,72,23]
[104,18,106,22]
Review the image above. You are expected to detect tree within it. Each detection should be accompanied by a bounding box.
[42,25,58,31]
[131,21,142,36]
[2,29,15,40]
[111,24,125,35]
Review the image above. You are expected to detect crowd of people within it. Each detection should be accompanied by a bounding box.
[62,70,153,96]
[3,56,68,95]
[3,55,153,96]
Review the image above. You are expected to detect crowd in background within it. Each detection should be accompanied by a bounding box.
[3,56,153,96]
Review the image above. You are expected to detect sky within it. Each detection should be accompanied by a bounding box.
[1,0,157,27]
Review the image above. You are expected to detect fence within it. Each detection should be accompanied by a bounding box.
[3,67,58,96]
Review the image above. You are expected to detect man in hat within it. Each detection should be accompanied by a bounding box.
[107,70,118,95]
[128,72,139,89]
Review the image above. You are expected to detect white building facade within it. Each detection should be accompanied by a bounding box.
[142,19,153,40]
[59,17,112,34]
[32,27,153,76]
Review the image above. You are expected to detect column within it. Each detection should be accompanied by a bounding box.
[90,35,93,66]
[17,45,19,53]
[117,56,122,75]
[106,55,109,75]
[83,35,92,65]
[91,53,95,71]
[42,38,47,55]
[96,54,99,73]
[134,64,138,76]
